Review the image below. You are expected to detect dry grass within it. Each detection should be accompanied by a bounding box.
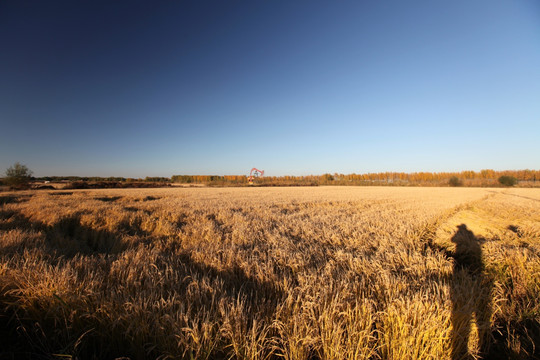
[0,187,539,359]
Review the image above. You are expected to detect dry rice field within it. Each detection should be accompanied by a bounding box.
[1,186,539,359]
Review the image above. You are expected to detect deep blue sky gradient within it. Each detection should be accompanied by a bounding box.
[1,0,539,177]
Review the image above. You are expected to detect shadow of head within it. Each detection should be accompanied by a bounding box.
[451,224,476,242]
[451,224,484,272]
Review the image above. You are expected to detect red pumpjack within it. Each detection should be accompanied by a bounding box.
[248,168,264,185]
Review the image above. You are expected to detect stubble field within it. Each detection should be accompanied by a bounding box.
[1,186,539,359]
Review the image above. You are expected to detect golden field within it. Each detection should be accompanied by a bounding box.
[0,187,539,359]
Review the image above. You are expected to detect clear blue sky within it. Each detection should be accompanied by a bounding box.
[1,0,539,177]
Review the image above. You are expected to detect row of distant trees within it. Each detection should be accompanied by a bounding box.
[0,163,171,189]
[2,162,537,189]
[448,175,518,187]
[170,175,246,185]
[34,176,170,183]
[171,170,535,187]
[33,171,532,186]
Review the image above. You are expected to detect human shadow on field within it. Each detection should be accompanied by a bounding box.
[450,224,493,360]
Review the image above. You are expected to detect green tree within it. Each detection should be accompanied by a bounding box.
[498,176,517,187]
[448,176,462,187]
[321,173,334,183]
[5,162,33,189]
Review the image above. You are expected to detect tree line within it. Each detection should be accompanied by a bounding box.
[33,176,171,183]
[2,162,539,190]
[171,169,539,187]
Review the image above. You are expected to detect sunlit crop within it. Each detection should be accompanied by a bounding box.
[1,187,539,359]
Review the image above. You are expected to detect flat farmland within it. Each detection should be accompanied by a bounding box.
[1,187,539,359]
